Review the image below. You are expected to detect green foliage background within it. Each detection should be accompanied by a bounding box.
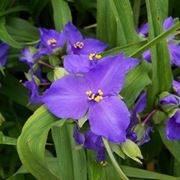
[0,0,180,179]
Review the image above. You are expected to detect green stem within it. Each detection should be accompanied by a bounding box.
[130,21,180,58]
[102,138,129,180]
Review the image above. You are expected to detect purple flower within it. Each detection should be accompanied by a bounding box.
[74,125,105,162]
[34,28,66,58]
[143,44,180,66]
[19,48,35,66]
[166,110,180,140]
[127,92,152,146]
[160,94,180,140]
[63,53,108,74]
[140,126,152,145]
[173,80,180,96]
[126,131,137,142]
[64,22,108,55]
[142,50,151,62]
[160,95,179,105]
[0,43,10,66]
[141,17,180,66]
[43,53,139,143]
[169,44,180,66]
[163,16,174,41]
[23,68,42,105]
[137,23,148,37]
[131,92,147,124]
[24,79,42,105]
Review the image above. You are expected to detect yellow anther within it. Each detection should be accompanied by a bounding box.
[98,90,103,95]
[74,41,84,49]
[94,95,103,102]
[95,54,102,59]
[47,39,57,46]
[89,53,95,60]
[86,90,103,102]
[88,94,95,100]
[86,91,92,95]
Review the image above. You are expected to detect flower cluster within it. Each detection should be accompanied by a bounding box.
[18,22,142,160]
[18,18,179,161]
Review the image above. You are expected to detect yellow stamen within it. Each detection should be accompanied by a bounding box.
[95,54,102,59]
[47,39,57,46]
[94,95,103,102]
[88,94,95,100]
[89,53,95,60]
[86,90,104,102]
[98,89,103,95]
[86,91,92,95]
[74,41,84,48]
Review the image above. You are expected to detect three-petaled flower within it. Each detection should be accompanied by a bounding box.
[43,53,139,143]
[34,28,66,58]
[63,22,107,74]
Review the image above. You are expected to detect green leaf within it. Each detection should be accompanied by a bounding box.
[0,131,16,145]
[121,165,179,180]
[110,0,140,45]
[51,0,72,31]
[158,124,180,164]
[0,73,29,108]
[102,138,129,180]
[102,40,147,57]
[29,0,49,19]
[110,143,125,159]
[51,125,74,180]
[96,0,117,47]
[103,22,180,58]
[67,124,87,180]
[7,166,28,180]
[6,17,39,43]
[145,0,173,108]
[130,22,180,58]
[133,0,141,27]
[121,139,143,164]
[0,0,14,11]
[53,67,68,81]
[78,114,88,128]
[121,62,151,108]
[17,105,61,180]
[0,112,5,125]
[0,5,30,16]
[0,17,22,48]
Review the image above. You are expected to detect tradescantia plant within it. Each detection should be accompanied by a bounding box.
[0,0,180,180]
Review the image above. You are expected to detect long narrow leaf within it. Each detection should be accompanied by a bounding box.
[17,105,61,180]
[51,0,72,31]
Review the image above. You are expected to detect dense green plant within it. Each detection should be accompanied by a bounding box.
[0,0,180,180]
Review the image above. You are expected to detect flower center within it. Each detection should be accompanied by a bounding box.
[86,90,103,102]
[89,53,102,61]
[47,39,57,46]
[74,41,84,49]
